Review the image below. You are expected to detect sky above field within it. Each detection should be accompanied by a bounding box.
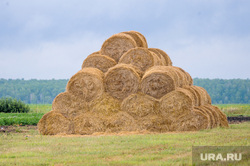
[0,0,250,79]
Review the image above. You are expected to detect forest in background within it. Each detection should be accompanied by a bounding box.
[0,78,249,104]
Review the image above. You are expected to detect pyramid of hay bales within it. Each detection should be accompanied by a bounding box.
[38,31,229,135]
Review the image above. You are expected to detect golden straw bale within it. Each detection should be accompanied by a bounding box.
[131,30,148,48]
[191,86,211,106]
[105,111,138,132]
[38,110,73,135]
[121,92,159,118]
[151,48,172,66]
[197,86,212,104]
[170,66,191,86]
[159,88,195,125]
[73,112,105,135]
[194,106,212,128]
[148,48,167,65]
[171,108,210,131]
[137,114,170,132]
[104,64,141,100]
[66,68,104,102]
[202,105,220,128]
[183,86,199,106]
[81,54,117,73]
[211,105,229,128]
[121,31,147,48]
[119,47,163,72]
[184,71,193,85]
[89,93,121,116]
[141,66,178,99]
[52,92,88,119]
[101,33,137,62]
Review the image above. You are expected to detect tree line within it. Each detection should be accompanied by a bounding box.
[0,78,249,104]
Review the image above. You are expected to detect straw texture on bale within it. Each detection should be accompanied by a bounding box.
[104,64,141,100]
[159,88,194,125]
[52,92,88,119]
[201,105,220,127]
[195,106,216,128]
[171,108,210,131]
[141,66,178,99]
[150,48,172,66]
[191,86,211,106]
[38,110,73,135]
[81,54,117,73]
[171,66,192,86]
[89,93,121,116]
[121,31,147,48]
[121,93,159,118]
[101,33,137,62]
[211,105,229,128]
[119,47,163,72]
[105,111,138,132]
[66,68,104,102]
[148,48,167,65]
[132,31,148,48]
[73,112,105,135]
[182,86,199,106]
[137,115,170,132]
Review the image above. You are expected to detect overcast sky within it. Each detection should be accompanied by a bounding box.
[0,0,249,79]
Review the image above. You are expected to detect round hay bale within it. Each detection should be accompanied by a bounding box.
[191,86,211,106]
[121,31,147,48]
[211,105,229,128]
[52,92,88,119]
[171,66,191,86]
[141,66,177,99]
[197,86,212,104]
[183,86,199,106]
[132,30,148,48]
[81,54,117,73]
[73,112,105,135]
[37,110,73,135]
[105,111,138,132]
[159,88,194,125]
[89,93,121,116]
[151,48,172,66]
[195,106,216,128]
[193,106,212,128]
[184,71,193,85]
[171,108,210,131]
[119,47,163,72]
[148,48,167,65]
[137,114,170,132]
[101,33,137,62]
[202,105,220,128]
[104,64,141,100]
[121,92,159,118]
[66,68,104,102]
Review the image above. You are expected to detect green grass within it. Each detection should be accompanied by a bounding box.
[28,104,52,114]
[0,104,51,126]
[215,104,250,117]
[0,113,44,126]
[0,122,249,165]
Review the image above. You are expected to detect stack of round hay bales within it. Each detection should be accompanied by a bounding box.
[38,31,228,135]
